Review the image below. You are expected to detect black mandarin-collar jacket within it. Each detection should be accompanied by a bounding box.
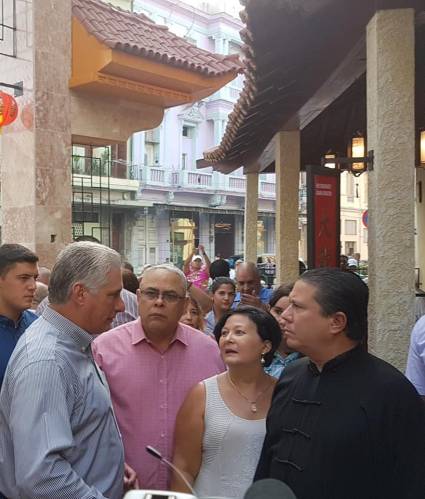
[255,346,425,499]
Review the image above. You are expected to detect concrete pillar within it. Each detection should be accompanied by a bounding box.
[275,131,301,284]
[367,9,415,369]
[415,168,425,289]
[234,215,244,255]
[157,209,170,264]
[199,213,213,257]
[244,172,259,263]
[1,0,72,266]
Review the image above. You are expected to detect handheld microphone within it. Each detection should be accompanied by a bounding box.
[145,445,198,498]
[243,479,297,499]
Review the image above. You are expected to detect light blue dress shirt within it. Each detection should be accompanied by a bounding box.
[264,351,301,379]
[0,307,124,499]
[233,287,273,308]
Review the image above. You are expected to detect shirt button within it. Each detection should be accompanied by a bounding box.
[160,433,165,438]
[160,356,164,360]
[159,379,164,384]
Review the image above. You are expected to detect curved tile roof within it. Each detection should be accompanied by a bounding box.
[72,0,243,77]
[202,0,424,172]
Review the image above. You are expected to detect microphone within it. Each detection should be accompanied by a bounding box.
[146,445,198,497]
[243,479,297,499]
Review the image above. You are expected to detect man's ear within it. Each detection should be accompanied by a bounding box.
[70,282,87,306]
[329,311,347,336]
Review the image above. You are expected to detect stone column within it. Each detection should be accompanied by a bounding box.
[199,212,213,257]
[244,172,258,263]
[367,9,415,369]
[1,0,72,266]
[234,214,244,255]
[275,131,301,284]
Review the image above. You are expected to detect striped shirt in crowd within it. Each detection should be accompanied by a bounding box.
[0,306,124,498]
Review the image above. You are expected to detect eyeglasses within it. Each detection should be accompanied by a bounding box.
[140,289,186,304]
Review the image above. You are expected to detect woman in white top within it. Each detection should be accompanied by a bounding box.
[171,306,282,499]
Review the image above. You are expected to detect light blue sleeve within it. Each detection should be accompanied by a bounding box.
[406,316,425,395]
[9,360,107,499]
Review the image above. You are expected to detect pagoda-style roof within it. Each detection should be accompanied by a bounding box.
[70,0,243,110]
[72,0,242,77]
[199,0,423,173]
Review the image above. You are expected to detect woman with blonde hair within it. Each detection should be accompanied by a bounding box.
[180,296,205,331]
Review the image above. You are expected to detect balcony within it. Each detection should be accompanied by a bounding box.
[137,165,281,198]
[260,181,275,198]
[208,84,242,104]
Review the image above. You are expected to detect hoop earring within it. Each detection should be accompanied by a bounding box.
[260,353,265,365]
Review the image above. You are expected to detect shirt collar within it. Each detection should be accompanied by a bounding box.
[42,306,93,351]
[272,351,300,366]
[308,344,362,375]
[131,318,189,347]
[0,312,25,328]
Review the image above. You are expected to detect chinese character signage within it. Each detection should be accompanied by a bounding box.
[306,165,340,269]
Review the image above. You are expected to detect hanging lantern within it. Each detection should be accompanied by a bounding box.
[0,91,19,128]
[350,135,366,174]
[20,101,33,130]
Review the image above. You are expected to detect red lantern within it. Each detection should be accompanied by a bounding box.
[0,91,18,128]
[20,102,33,130]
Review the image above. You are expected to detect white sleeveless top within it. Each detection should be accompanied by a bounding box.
[193,375,266,499]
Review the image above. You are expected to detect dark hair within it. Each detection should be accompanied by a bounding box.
[0,244,38,276]
[122,261,134,273]
[213,306,281,366]
[74,235,101,243]
[209,259,230,279]
[269,283,294,308]
[211,277,236,294]
[299,268,368,341]
[122,269,139,294]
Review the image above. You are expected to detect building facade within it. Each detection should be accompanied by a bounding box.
[71,0,277,271]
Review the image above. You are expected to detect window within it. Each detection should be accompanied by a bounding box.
[144,143,159,165]
[144,127,160,165]
[345,241,356,256]
[345,219,357,235]
[346,173,354,201]
[363,228,368,244]
[182,125,191,137]
[182,153,187,170]
[148,247,157,264]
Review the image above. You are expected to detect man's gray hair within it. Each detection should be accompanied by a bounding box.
[49,242,122,304]
[141,264,187,293]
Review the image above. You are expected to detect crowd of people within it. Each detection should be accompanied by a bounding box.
[0,241,424,499]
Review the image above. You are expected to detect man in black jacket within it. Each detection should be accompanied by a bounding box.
[255,268,425,499]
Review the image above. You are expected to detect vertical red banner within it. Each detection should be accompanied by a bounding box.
[307,166,340,269]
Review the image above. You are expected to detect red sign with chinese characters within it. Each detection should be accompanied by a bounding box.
[310,173,339,268]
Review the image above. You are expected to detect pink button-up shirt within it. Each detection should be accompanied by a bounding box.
[92,319,224,490]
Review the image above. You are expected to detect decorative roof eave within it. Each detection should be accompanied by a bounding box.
[72,0,244,79]
[201,0,424,174]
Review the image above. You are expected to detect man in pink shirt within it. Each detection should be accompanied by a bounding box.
[92,265,224,490]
